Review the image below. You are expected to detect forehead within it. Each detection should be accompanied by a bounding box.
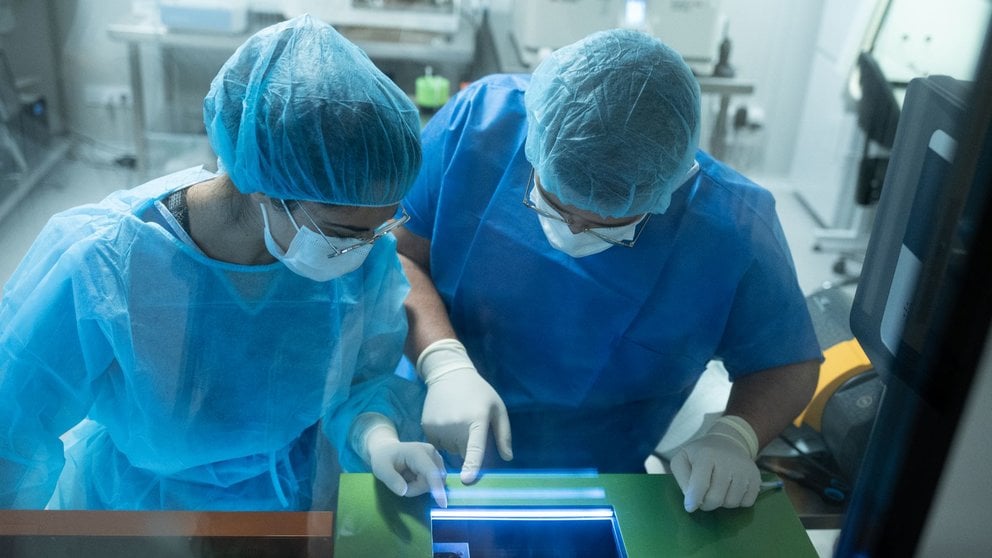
[533,173,631,225]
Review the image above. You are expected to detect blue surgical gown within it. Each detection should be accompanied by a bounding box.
[0,167,420,510]
[402,75,823,472]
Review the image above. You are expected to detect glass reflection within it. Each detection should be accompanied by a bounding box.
[0,1,989,557]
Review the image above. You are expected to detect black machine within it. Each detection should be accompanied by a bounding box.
[836,20,992,557]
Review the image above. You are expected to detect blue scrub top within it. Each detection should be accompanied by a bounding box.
[402,75,823,472]
[0,167,420,510]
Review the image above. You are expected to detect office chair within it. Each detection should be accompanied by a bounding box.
[853,52,901,206]
[0,49,28,173]
[813,52,901,280]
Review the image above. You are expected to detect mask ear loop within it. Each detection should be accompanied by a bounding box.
[259,202,273,230]
[259,202,293,260]
[278,199,303,232]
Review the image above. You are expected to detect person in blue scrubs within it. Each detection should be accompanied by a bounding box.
[0,15,445,510]
[396,29,822,512]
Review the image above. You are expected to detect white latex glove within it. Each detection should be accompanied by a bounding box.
[352,413,448,507]
[418,339,513,484]
[669,415,761,512]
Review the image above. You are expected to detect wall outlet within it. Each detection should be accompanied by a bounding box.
[83,85,133,108]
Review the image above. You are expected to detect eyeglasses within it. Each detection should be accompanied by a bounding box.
[287,200,410,258]
[521,170,650,248]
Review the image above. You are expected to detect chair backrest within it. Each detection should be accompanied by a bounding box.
[0,50,21,123]
[857,52,901,149]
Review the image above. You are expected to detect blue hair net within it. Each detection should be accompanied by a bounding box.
[204,15,422,205]
[524,29,701,217]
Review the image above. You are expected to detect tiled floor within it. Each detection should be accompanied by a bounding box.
[0,144,846,556]
[0,136,212,284]
[0,156,137,283]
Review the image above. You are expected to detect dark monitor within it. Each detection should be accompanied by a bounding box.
[850,74,971,387]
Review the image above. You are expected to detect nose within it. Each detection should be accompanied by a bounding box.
[566,219,590,235]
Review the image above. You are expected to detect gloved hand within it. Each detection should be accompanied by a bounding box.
[669,415,761,512]
[353,413,448,507]
[418,339,513,484]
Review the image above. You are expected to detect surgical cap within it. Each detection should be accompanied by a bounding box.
[204,15,422,205]
[524,29,701,217]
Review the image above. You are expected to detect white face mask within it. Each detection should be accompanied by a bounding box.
[260,203,372,282]
[529,186,642,258]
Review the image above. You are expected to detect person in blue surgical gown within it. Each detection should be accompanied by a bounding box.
[396,29,823,512]
[0,15,446,511]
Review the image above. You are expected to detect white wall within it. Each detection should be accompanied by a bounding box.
[52,0,135,150]
[873,0,991,83]
[37,1,990,184]
[42,0,826,180]
[716,0,822,177]
[47,0,230,163]
[498,0,825,178]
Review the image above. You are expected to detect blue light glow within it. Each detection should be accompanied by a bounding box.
[445,487,607,500]
[431,507,616,520]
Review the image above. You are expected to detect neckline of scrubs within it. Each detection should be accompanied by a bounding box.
[134,167,285,275]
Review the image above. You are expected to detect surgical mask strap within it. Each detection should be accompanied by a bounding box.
[279,200,304,233]
[259,203,285,257]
